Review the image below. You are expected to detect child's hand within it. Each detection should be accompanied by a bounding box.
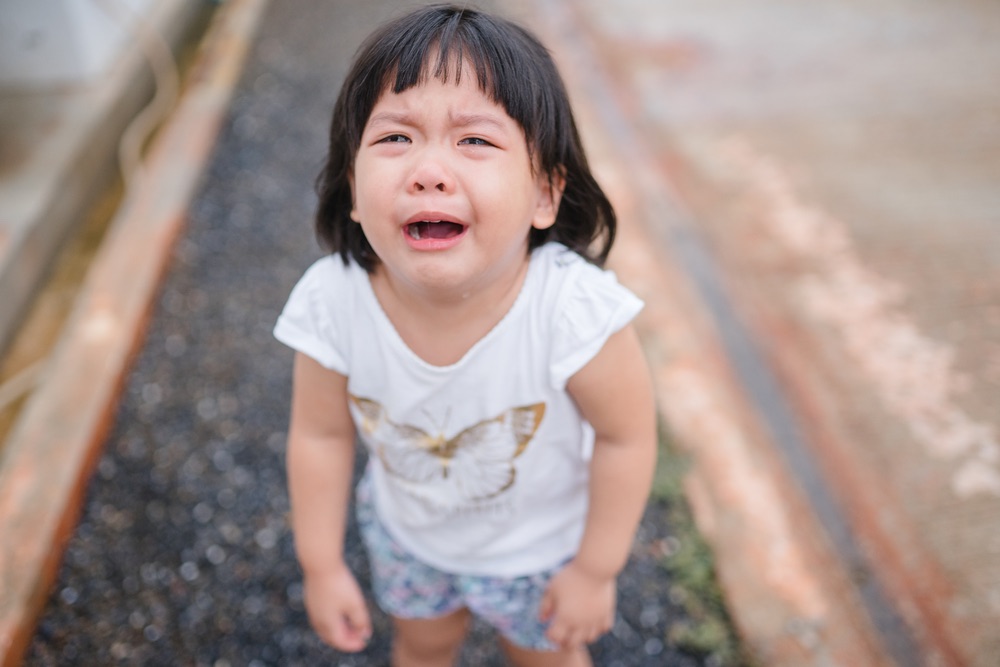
[303,564,372,652]
[538,561,616,649]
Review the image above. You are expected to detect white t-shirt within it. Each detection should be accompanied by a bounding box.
[274,243,643,577]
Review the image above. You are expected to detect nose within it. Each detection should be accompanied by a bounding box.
[408,147,454,193]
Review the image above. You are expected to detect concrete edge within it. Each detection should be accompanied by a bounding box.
[0,2,269,664]
[0,0,208,358]
[612,225,892,666]
[572,12,970,662]
[534,1,895,664]
[713,213,969,665]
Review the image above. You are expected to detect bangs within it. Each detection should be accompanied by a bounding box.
[386,19,497,99]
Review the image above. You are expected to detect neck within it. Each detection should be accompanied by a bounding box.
[369,257,531,366]
[376,252,530,314]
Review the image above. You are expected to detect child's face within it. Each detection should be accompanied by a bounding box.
[350,65,562,297]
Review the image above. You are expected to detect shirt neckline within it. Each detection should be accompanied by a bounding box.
[358,246,553,372]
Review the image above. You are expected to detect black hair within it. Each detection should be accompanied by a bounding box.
[315,4,616,270]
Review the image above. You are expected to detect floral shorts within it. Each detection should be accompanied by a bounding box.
[355,473,560,651]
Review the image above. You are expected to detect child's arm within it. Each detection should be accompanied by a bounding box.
[286,352,371,651]
[541,324,657,649]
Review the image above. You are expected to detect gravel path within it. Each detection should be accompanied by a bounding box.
[26,2,721,664]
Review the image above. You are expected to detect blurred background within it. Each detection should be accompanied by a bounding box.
[1,0,998,665]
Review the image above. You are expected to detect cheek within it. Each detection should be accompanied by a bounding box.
[473,165,534,204]
[351,171,387,215]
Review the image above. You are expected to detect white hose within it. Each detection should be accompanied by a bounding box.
[0,0,182,413]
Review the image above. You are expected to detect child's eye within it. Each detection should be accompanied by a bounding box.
[459,137,493,147]
[378,134,410,144]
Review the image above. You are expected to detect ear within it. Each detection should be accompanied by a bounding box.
[348,172,360,223]
[531,168,566,231]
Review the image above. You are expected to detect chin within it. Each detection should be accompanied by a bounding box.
[414,270,472,294]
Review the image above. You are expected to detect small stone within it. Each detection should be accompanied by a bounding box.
[639,605,661,628]
[212,449,234,472]
[98,458,118,480]
[198,397,219,421]
[59,587,79,605]
[193,502,214,524]
[141,383,163,406]
[143,624,163,642]
[255,528,277,550]
[165,334,186,357]
[217,488,237,509]
[180,562,200,582]
[207,544,227,565]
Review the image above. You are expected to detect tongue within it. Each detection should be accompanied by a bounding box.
[417,221,463,239]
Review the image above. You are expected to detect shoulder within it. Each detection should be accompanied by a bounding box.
[297,253,362,286]
[530,243,642,314]
[530,241,588,274]
[283,254,368,307]
[273,255,368,373]
[529,242,595,303]
[530,244,644,388]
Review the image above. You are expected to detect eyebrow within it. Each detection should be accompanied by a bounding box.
[366,110,510,133]
[366,111,414,128]
[449,112,508,132]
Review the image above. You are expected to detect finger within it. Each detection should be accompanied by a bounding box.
[587,616,610,643]
[538,590,554,622]
[346,603,372,641]
[544,618,567,647]
[330,620,367,652]
[319,621,352,651]
[328,618,357,651]
[307,612,340,650]
[549,619,585,650]
[327,604,371,652]
[563,628,585,650]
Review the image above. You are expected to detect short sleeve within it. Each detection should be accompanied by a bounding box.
[549,261,644,389]
[273,257,349,374]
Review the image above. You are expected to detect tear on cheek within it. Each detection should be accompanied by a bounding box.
[407,221,466,240]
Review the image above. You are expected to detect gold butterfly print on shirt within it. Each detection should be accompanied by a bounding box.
[350,396,546,502]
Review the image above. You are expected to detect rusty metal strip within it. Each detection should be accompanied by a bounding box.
[0,2,269,664]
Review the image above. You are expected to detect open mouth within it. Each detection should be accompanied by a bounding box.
[406,220,465,240]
